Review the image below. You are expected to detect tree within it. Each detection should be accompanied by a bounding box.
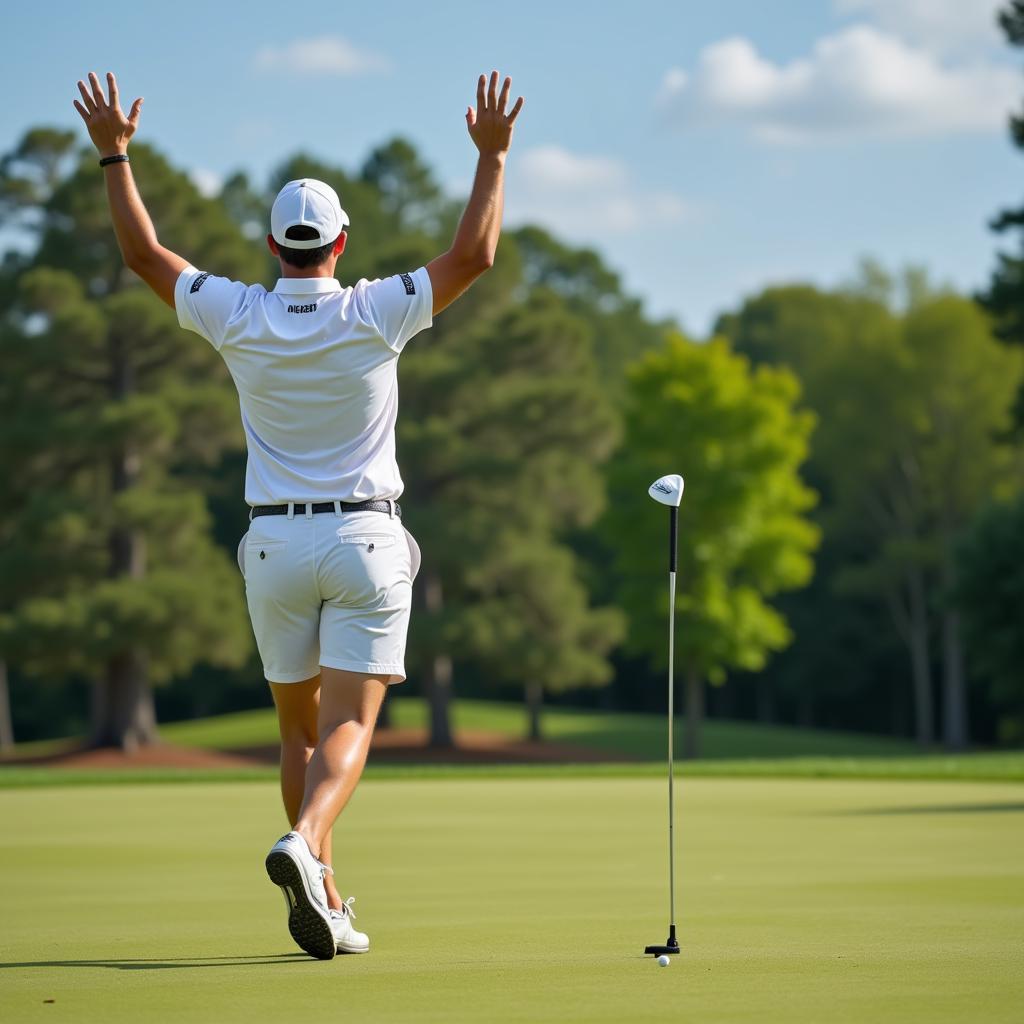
[903,296,1023,746]
[956,496,1024,742]
[400,289,623,744]
[984,3,1024,425]
[360,137,456,237]
[722,277,1023,748]
[985,3,1024,348]
[605,334,819,758]
[0,134,264,749]
[513,225,667,396]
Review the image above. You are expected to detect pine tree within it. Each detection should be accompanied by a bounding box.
[0,134,265,749]
[985,2,1024,421]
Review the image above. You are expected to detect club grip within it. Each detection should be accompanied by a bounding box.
[669,506,678,574]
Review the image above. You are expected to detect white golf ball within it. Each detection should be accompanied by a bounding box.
[657,955,671,967]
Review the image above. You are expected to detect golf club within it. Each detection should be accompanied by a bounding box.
[644,473,684,958]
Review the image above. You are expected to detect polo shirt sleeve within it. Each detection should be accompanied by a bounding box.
[174,266,251,351]
[352,267,433,353]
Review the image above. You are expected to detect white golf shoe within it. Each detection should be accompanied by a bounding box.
[330,897,370,954]
[265,831,336,960]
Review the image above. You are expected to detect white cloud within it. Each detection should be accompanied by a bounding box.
[253,36,391,76]
[834,0,1004,54]
[659,26,1017,142]
[507,145,692,236]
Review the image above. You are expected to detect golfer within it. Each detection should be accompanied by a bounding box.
[74,69,523,960]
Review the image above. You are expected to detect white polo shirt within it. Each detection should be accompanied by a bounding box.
[174,266,433,505]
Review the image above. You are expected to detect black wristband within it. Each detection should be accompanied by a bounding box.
[99,154,130,167]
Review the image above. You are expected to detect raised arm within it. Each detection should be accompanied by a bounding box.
[73,72,187,308]
[426,71,524,316]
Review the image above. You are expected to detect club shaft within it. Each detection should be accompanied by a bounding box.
[668,568,676,930]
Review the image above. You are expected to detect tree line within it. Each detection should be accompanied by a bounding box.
[2,4,1023,754]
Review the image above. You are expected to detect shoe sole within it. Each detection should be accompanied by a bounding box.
[337,941,370,955]
[265,848,336,961]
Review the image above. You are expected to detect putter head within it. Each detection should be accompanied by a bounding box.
[644,925,680,956]
[648,474,684,509]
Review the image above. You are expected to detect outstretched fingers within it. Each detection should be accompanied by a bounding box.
[487,70,498,111]
[88,72,106,109]
[128,97,143,129]
[77,79,96,114]
[506,95,524,125]
[497,75,511,116]
[106,72,120,111]
[476,74,486,113]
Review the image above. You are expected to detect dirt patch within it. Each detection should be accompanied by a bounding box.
[4,742,262,770]
[3,727,635,770]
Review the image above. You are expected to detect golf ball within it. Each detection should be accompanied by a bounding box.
[657,955,671,967]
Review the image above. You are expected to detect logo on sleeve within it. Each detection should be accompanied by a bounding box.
[190,272,210,294]
[400,273,415,296]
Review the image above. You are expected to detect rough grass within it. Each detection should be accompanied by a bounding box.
[2,751,1024,789]
[1,777,1022,1024]
[159,697,920,759]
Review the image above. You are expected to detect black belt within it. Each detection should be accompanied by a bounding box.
[250,500,401,519]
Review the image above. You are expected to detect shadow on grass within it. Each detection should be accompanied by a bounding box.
[838,802,1024,816]
[1,953,313,971]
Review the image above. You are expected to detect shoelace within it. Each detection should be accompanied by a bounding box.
[330,897,357,921]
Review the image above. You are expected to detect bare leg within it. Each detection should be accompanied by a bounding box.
[293,667,386,859]
[269,675,344,910]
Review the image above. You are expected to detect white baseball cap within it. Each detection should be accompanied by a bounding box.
[270,178,350,249]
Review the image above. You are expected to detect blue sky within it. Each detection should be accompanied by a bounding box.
[4,0,1020,334]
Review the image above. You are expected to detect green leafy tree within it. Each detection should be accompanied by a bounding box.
[723,276,1023,748]
[605,334,818,758]
[0,133,263,749]
[956,496,1024,742]
[902,295,1023,746]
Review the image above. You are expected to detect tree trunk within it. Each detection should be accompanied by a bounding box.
[0,660,14,751]
[682,667,703,760]
[525,680,543,742]
[92,335,157,751]
[796,689,813,728]
[939,530,968,751]
[91,652,157,752]
[941,607,968,750]
[907,567,934,747]
[422,571,453,748]
[756,678,776,724]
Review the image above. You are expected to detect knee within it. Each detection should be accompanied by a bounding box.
[279,721,318,750]
[318,708,375,742]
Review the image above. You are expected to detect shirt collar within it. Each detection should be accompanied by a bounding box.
[272,277,343,295]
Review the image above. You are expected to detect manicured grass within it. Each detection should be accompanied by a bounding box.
[159,697,921,759]
[1,777,1022,1023]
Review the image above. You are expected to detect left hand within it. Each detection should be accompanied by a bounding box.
[73,72,142,158]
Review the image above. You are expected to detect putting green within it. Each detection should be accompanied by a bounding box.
[1,776,1021,1023]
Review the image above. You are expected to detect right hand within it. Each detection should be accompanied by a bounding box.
[73,71,143,159]
[466,71,524,156]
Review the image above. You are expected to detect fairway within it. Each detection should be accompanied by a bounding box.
[2,776,1022,1024]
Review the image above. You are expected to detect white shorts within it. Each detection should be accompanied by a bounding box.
[237,510,420,684]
